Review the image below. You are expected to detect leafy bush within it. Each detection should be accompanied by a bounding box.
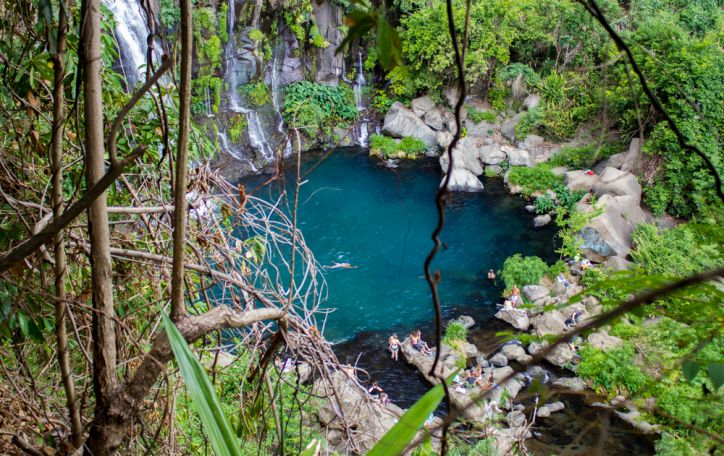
[500,254,549,291]
[514,106,544,140]
[499,62,541,86]
[576,344,649,395]
[283,82,357,135]
[507,164,562,197]
[534,194,555,214]
[467,107,496,124]
[227,114,248,143]
[443,321,468,344]
[552,182,587,213]
[369,134,426,158]
[549,144,617,169]
[241,82,269,108]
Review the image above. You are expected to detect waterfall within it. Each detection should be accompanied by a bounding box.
[269,28,293,158]
[353,51,369,147]
[103,0,154,88]
[221,0,274,162]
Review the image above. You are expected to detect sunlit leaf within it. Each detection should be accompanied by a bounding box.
[163,314,241,456]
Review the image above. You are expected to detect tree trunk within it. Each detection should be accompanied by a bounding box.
[81,0,118,452]
[50,1,82,448]
[170,0,192,321]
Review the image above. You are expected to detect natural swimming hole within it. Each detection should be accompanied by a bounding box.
[241,148,557,397]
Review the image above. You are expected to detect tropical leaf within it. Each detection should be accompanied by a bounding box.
[367,372,455,456]
[163,315,241,456]
[707,363,724,389]
[682,360,700,382]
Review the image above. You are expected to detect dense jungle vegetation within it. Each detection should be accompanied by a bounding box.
[0,0,721,454]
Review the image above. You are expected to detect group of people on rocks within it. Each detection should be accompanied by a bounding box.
[367,381,390,405]
[454,365,495,393]
[388,329,433,360]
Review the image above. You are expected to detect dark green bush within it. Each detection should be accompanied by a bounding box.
[467,107,496,124]
[507,164,562,196]
[534,194,555,214]
[283,82,357,135]
[549,144,617,169]
[500,254,549,291]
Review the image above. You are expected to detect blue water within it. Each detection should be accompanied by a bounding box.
[244,148,557,343]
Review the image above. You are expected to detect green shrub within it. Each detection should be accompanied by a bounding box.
[227,115,248,143]
[576,344,649,395]
[241,82,269,108]
[283,82,357,135]
[398,136,426,155]
[247,28,264,42]
[552,182,587,213]
[369,134,398,157]
[499,62,541,86]
[500,254,549,291]
[507,164,562,197]
[467,107,496,124]
[547,260,568,277]
[443,321,468,344]
[550,144,617,169]
[514,106,544,140]
[534,194,555,214]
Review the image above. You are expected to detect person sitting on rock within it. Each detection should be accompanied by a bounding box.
[476,372,495,390]
[565,310,583,330]
[379,392,390,405]
[466,366,482,387]
[504,286,521,309]
[410,329,432,355]
[388,334,401,361]
[368,381,383,398]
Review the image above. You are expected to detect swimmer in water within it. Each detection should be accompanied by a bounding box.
[325,262,356,269]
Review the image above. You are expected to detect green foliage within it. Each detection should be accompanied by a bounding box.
[399,136,426,154]
[308,24,328,48]
[552,182,587,213]
[369,134,425,159]
[534,194,555,214]
[555,206,598,259]
[191,76,222,115]
[159,0,180,28]
[227,115,248,143]
[577,344,649,395]
[467,107,496,124]
[218,3,229,42]
[500,254,549,291]
[499,62,540,86]
[240,82,269,108]
[443,321,468,345]
[164,315,241,456]
[515,106,544,140]
[339,6,402,70]
[507,164,562,197]
[283,82,357,135]
[549,144,617,169]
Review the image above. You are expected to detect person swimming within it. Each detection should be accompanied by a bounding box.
[325,262,356,269]
[487,269,496,280]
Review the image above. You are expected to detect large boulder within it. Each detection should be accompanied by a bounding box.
[545,343,576,367]
[579,194,646,260]
[593,167,642,203]
[423,107,445,131]
[530,311,567,337]
[467,119,495,138]
[439,137,484,175]
[411,95,435,118]
[443,85,462,108]
[565,170,600,192]
[553,377,587,392]
[500,344,527,362]
[436,131,454,149]
[495,308,530,331]
[312,1,344,84]
[523,94,540,110]
[605,255,634,271]
[490,353,509,367]
[444,168,485,192]
[480,143,507,165]
[382,102,438,150]
[620,138,643,174]
[451,315,476,329]
[595,152,626,173]
[522,284,550,303]
[501,113,524,141]
[503,145,533,167]
[517,134,545,160]
[587,332,623,351]
[534,214,552,227]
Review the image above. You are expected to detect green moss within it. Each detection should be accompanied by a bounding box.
[228,114,248,143]
[241,82,269,108]
[248,28,264,42]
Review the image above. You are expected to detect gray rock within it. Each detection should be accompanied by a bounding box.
[501,113,523,141]
[490,353,509,367]
[493,366,514,383]
[531,311,567,337]
[495,308,530,331]
[533,214,552,227]
[517,354,533,365]
[537,406,551,418]
[506,410,526,427]
[565,170,600,192]
[548,401,565,413]
[504,146,533,167]
[525,204,536,213]
[527,341,545,356]
[466,119,495,138]
[443,86,462,108]
[423,107,445,131]
[444,168,484,192]
[551,166,568,176]
[620,138,643,174]
[593,167,642,204]
[501,344,527,361]
[382,102,439,151]
[411,95,435,118]
[312,1,344,84]
[435,131,454,149]
[451,315,475,329]
[517,134,545,159]
[605,255,634,271]
[523,94,541,110]
[476,356,490,368]
[480,143,507,165]
[579,194,646,260]
[439,137,484,176]
[587,332,623,351]
[544,343,576,367]
[595,152,626,173]
[553,377,587,392]
[522,285,550,303]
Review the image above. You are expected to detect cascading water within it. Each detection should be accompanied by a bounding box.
[269,27,293,158]
[353,51,369,147]
[221,0,274,164]
[103,0,155,88]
